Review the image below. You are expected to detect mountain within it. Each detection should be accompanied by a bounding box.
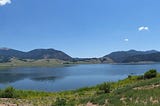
[0,55,10,63]
[123,52,160,63]
[0,48,25,58]
[0,48,72,61]
[0,48,160,63]
[103,50,159,63]
[24,49,72,61]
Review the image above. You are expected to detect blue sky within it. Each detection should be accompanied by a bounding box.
[0,0,160,57]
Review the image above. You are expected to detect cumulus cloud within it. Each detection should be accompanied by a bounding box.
[0,0,11,6]
[138,26,149,31]
[124,38,129,42]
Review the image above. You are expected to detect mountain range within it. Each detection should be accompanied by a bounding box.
[0,48,72,62]
[103,50,159,63]
[0,47,160,63]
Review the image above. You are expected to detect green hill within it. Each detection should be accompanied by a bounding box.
[104,50,159,63]
[0,48,72,62]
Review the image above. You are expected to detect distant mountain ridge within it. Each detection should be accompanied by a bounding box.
[122,52,160,63]
[103,50,159,63]
[24,49,72,61]
[0,48,25,58]
[0,48,72,62]
[0,48,160,63]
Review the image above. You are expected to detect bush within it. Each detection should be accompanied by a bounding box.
[52,98,66,106]
[0,86,17,98]
[144,69,157,79]
[128,75,132,79]
[99,82,111,93]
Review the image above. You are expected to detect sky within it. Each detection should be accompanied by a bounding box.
[0,0,160,58]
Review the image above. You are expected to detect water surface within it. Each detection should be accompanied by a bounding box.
[0,64,160,92]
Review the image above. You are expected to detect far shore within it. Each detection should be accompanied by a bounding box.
[0,60,160,69]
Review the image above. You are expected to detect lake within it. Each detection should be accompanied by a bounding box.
[0,64,160,92]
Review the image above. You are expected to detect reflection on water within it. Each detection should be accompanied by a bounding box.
[0,73,26,83]
[31,76,63,82]
[0,64,160,91]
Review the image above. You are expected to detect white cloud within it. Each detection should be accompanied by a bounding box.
[124,38,129,42]
[138,26,149,31]
[0,0,11,6]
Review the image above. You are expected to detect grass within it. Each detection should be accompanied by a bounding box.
[0,58,103,68]
[0,70,160,105]
[0,58,72,68]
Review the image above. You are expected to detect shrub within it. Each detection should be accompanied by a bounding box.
[144,69,157,79]
[99,82,111,93]
[128,75,132,79]
[0,86,17,98]
[52,98,66,106]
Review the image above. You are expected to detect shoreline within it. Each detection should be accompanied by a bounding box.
[0,69,159,105]
[0,60,160,69]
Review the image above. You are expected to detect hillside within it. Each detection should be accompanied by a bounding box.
[123,52,160,63]
[1,48,160,64]
[0,48,72,62]
[0,58,67,68]
[103,50,159,63]
[24,49,72,61]
[0,55,10,63]
[0,48,25,58]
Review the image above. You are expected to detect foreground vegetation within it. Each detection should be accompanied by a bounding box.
[0,69,160,106]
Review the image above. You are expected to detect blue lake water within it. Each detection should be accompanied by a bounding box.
[0,64,160,92]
